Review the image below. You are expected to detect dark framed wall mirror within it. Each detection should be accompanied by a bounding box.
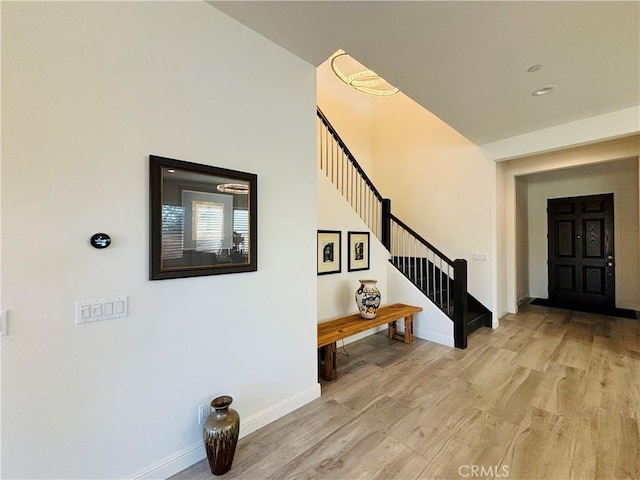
[150,155,257,280]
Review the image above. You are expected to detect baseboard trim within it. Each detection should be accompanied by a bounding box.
[127,442,205,480]
[414,329,454,347]
[240,384,321,437]
[517,294,530,305]
[128,384,321,480]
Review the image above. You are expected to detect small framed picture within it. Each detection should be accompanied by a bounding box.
[348,231,370,272]
[317,230,341,275]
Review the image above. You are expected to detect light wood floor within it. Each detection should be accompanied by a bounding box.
[172,304,639,479]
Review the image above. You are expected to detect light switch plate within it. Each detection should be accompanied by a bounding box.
[76,297,128,324]
[0,310,8,336]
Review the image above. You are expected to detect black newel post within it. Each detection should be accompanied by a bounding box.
[453,259,468,349]
[381,198,391,251]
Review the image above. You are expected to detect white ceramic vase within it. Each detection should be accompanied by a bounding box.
[355,280,381,319]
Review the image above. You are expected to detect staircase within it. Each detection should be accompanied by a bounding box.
[317,107,491,348]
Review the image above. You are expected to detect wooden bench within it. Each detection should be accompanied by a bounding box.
[317,303,423,381]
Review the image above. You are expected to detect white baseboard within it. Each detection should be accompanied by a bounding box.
[128,384,321,480]
[414,329,454,348]
[240,384,321,437]
[128,442,205,480]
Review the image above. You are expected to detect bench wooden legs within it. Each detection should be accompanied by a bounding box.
[319,315,415,382]
[405,314,414,343]
[387,315,415,344]
[319,342,337,381]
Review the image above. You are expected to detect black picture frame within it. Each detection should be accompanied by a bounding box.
[317,230,341,275]
[348,231,370,272]
[150,155,257,280]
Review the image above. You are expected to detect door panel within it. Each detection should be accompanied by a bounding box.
[583,219,604,258]
[556,265,575,291]
[556,220,575,257]
[547,193,615,308]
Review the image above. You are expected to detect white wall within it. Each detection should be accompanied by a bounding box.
[371,94,495,314]
[497,135,640,313]
[495,161,507,319]
[526,158,639,309]
[1,3,318,479]
[317,172,390,343]
[515,177,529,302]
[481,107,640,162]
[317,57,375,174]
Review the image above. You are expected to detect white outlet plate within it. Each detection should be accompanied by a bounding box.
[198,404,210,424]
[472,253,488,261]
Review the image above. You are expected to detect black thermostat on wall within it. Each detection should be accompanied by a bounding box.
[90,233,111,249]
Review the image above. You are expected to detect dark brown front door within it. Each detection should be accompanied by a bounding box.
[547,193,615,308]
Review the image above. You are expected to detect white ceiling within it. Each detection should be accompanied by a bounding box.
[210,1,639,145]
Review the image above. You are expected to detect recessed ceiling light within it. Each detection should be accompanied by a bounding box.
[532,85,556,97]
[527,64,543,73]
[167,169,176,173]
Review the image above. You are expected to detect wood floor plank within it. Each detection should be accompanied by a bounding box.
[584,358,636,418]
[222,398,355,479]
[340,435,429,480]
[491,326,536,352]
[266,396,414,480]
[625,351,640,421]
[459,346,517,385]
[500,407,578,480]
[528,362,587,419]
[551,337,593,371]
[389,390,479,456]
[622,318,640,354]
[418,409,518,480]
[387,358,463,409]
[571,408,640,480]
[513,334,563,372]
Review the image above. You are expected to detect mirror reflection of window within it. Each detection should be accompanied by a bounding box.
[161,205,184,260]
[233,209,249,253]
[193,201,224,252]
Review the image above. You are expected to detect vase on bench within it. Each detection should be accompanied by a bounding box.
[355,279,381,319]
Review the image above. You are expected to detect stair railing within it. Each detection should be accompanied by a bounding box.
[317,107,468,348]
[317,108,383,240]
[389,214,468,348]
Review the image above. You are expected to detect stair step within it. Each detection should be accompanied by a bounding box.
[466,310,490,334]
